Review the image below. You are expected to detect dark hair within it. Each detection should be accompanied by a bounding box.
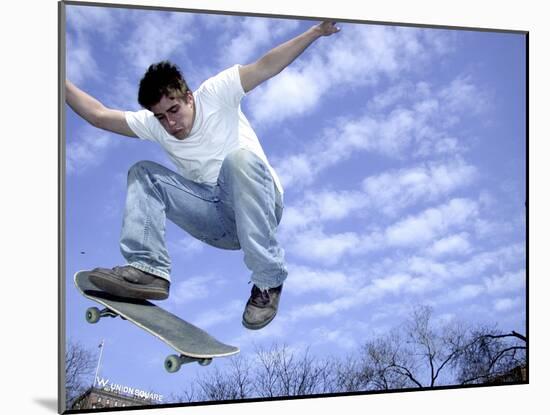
[138,61,191,109]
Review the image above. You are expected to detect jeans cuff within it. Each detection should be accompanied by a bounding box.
[251,268,287,290]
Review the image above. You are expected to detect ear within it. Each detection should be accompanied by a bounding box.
[185,91,194,105]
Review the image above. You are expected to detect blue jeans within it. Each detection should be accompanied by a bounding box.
[119,149,287,290]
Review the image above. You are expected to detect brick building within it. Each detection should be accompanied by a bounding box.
[71,386,160,410]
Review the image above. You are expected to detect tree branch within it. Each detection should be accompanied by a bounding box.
[391,363,424,388]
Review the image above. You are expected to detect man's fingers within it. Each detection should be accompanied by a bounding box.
[313,20,341,36]
[321,21,340,35]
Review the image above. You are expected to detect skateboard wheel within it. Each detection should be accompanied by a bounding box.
[164,355,181,373]
[86,307,101,324]
[198,358,212,366]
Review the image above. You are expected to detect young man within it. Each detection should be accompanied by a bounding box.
[66,21,340,330]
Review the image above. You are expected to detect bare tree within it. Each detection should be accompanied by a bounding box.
[228,353,254,398]
[172,343,339,403]
[359,328,422,390]
[168,386,199,404]
[65,340,96,407]
[331,353,372,392]
[358,306,526,390]
[254,344,280,398]
[453,327,527,385]
[254,343,335,397]
[193,354,253,401]
[170,306,526,402]
[403,305,470,387]
[195,367,241,401]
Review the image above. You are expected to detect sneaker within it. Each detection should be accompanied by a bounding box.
[242,284,283,330]
[88,265,170,301]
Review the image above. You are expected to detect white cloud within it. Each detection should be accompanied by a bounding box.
[66,126,118,175]
[65,6,121,84]
[249,24,451,127]
[452,284,485,302]
[231,316,288,346]
[285,198,479,264]
[401,244,526,309]
[484,270,525,295]
[289,270,435,322]
[473,217,516,241]
[104,75,143,111]
[289,299,348,321]
[279,159,478,258]
[287,227,362,266]
[167,235,205,258]
[493,297,522,312]
[281,189,367,232]
[370,273,412,295]
[273,75,481,189]
[249,63,325,124]
[192,300,242,329]
[122,12,196,74]
[216,17,300,67]
[66,33,101,85]
[448,243,525,280]
[361,158,477,217]
[384,198,479,248]
[284,264,359,296]
[439,75,491,118]
[286,241,525,324]
[427,232,472,258]
[406,256,451,280]
[66,5,120,41]
[368,273,439,298]
[167,274,216,306]
[273,154,316,189]
[285,242,523,319]
[310,327,358,350]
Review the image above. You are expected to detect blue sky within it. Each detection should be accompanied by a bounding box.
[64,3,526,404]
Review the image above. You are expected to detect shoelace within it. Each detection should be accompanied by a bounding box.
[114,266,153,284]
[250,285,271,307]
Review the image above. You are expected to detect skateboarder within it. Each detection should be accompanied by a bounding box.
[66,21,340,330]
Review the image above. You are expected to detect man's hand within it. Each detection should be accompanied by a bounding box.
[239,20,341,93]
[314,21,341,37]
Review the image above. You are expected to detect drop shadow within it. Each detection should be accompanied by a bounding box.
[34,398,58,413]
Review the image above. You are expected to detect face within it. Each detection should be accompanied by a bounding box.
[151,92,195,140]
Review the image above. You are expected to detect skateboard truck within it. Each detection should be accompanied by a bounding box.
[164,355,212,373]
[86,306,126,324]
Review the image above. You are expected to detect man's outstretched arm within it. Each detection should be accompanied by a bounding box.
[239,21,340,93]
[66,80,137,138]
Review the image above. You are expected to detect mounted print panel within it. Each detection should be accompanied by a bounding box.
[59,0,528,413]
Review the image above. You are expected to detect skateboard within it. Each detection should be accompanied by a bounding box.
[74,270,239,373]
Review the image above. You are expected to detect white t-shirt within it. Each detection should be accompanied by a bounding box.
[125,64,283,195]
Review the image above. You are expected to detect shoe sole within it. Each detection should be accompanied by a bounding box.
[242,312,277,330]
[89,271,169,301]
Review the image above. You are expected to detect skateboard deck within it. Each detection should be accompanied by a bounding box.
[74,270,239,373]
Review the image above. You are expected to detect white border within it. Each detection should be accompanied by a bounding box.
[3,0,544,413]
